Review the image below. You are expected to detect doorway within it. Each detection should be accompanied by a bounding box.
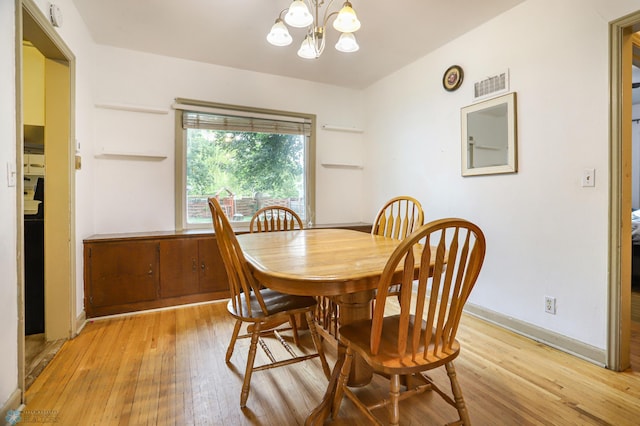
[17,0,76,392]
[610,11,640,371]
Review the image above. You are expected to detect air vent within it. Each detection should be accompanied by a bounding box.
[473,70,509,101]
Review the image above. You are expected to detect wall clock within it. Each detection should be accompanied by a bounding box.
[443,65,464,91]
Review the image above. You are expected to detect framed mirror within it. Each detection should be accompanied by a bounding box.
[461,92,517,176]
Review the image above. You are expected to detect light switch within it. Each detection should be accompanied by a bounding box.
[6,162,16,187]
[582,168,595,187]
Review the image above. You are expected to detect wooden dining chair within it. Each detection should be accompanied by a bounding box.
[250,205,305,343]
[208,197,331,407]
[372,196,425,301]
[250,205,304,233]
[371,195,424,240]
[332,218,486,426]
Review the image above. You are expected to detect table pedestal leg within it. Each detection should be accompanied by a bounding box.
[305,290,374,425]
[334,290,374,386]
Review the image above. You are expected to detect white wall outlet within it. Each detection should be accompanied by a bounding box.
[582,168,595,187]
[544,296,556,314]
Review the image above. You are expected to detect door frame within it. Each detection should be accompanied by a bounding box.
[609,11,640,372]
[16,0,77,396]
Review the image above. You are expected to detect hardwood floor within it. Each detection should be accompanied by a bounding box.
[24,334,65,390]
[632,290,640,323]
[24,300,640,425]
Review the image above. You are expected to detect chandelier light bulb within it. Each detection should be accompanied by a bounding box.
[297,35,318,59]
[285,0,314,28]
[267,19,293,46]
[332,2,361,33]
[335,32,359,53]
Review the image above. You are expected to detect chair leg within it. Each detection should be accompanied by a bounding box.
[445,361,471,425]
[389,374,401,426]
[240,322,261,407]
[331,346,354,419]
[226,319,242,362]
[305,311,331,379]
[289,314,300,346]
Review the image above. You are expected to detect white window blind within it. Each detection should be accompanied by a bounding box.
[175,100,312,136]
[182,111,311,136]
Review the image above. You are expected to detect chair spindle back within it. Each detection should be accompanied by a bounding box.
[209,197,268,318]
[372,196,424,240]
[250,206,304,233]
[371,218,486,360]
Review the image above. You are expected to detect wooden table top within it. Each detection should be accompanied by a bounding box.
[237,228,405,297]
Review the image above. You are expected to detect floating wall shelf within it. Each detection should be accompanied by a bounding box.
[95,149,167,161]
[321,163,363,170]
[473,145,501,151]
[321,124,364,133]
[95,102,169,115]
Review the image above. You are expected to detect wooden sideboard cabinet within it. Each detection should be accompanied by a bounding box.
[83,223,371,318]
[158,237,227,298]
[84,231,228,317]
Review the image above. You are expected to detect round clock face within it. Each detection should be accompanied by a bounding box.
[443,65,464,91]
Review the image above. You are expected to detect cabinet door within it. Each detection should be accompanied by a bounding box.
[86,240,158,308]
[28,154,45,176]
[159,239,200,298]
[198,237,229,293]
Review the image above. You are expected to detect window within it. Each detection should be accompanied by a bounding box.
[174,99,316,230]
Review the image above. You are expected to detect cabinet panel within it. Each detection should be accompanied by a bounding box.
[24,154,45,176]
[198,237,229,293]
[86,240,158,308]
[159,239,200,298]
[28,154,45,175]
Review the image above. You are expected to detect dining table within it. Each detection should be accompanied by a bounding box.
[236,227,427,425]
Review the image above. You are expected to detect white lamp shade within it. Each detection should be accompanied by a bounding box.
[285,1,313,28]
[335,32,359,53]
[267,20,292,46]
[297,35,318,59]
[332,2,361,33]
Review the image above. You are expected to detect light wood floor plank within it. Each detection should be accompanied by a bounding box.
[24,299,640,425]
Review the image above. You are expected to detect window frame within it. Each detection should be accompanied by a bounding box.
[174,98,316,231]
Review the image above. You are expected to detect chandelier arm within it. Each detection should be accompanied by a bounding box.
[277,8,288,20]
[322,11,340,29]
[321,0,338,28]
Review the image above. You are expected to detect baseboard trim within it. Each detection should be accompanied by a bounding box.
[88,299,223,323]
[75,309,86,336]
[1,388,23,424]
[464,303,607,367]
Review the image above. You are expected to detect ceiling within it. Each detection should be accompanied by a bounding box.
[71,0,525,90]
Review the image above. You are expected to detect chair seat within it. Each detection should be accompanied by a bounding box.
[227,288,317,321]
[339,315,460,375]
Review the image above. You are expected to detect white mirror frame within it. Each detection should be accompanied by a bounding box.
[461,92,517,176]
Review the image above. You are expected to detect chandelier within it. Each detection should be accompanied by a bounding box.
[266,0,361,59]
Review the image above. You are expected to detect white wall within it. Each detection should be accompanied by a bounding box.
[0,0,18,410]
[90,46,365,233]
[363,0,629,352]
